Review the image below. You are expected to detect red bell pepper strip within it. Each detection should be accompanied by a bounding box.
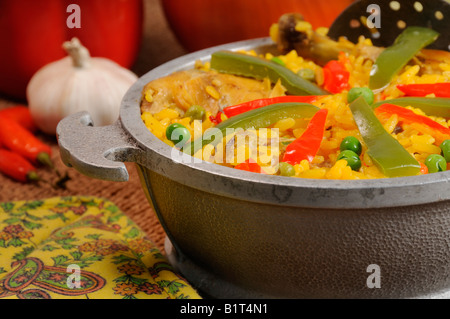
[0,148,40,183]
[397,83,450,98]
[209,111,224,124]
[420,162,428,175]
[282,108,328,165]
[322,60,350,94]
[223,96,323,118]
[0,116,53,168]
[374,103,450,144]
[0,105,37,132]
[235,159,262,173]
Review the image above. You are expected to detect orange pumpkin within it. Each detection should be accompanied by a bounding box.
[162,0,354,52]
[0,0,143,100]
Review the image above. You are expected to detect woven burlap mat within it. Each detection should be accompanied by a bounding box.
[0,139,167,251]
[0,0,187,253]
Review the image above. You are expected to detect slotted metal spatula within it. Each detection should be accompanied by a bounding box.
[327,0,450,51]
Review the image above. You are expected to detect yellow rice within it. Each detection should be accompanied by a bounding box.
[141,34,450,180]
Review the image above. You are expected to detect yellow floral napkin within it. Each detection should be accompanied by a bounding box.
[0,196,201,299]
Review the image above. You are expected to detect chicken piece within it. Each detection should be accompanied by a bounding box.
[141,69,283,116]
[274,13,384,65]
[416,49,450,74]
[274,13,356,66]
[273,13,449,69]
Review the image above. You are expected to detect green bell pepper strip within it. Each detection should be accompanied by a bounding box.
[186,102,319,156]
[210,51,329,96]
[349,96,420,177]
[369,27,439,91]
[372,97,450,118]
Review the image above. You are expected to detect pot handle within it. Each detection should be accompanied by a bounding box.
[57,112,141,182]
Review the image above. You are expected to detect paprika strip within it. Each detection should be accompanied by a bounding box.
[0,117,53,168]
[322,60,350,94]
[420,162,429,175]
[209,111,224,124]
[282,108,328,165]
[375,103,450,144]
[0,149,39,182]
[0,105,37,132]
[234,159,263,174]
[223,96,323,118]
[397,83,450,98]
[372,97,450,118]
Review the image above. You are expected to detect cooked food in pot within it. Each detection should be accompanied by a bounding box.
[140,18,450,180]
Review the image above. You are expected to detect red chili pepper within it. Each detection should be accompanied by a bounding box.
[374,103,450,144]
[322,60,350,94]
[0,116,53,168]
[282,108,328,165]
[223,96,323,118]
[0,105,37,132]
[0,149,40,182]
[397,83,450,98]
[234,159,262,173]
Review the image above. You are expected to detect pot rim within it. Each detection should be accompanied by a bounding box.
[119,37,450,209]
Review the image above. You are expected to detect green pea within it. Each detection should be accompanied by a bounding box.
[440,139,450,163]
[297,68,316,82]
[347,87,375,105]
[340,136,362,156]
[271,56,286,66]
[279,162,295,177]
[185,105,206,122]
[166,123,191,147]
[425,154,447,173]
[337,150,362,171]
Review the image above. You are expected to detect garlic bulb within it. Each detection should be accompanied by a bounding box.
[27,37,138,134]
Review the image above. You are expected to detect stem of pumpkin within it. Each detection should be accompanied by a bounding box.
[62,37,91,68]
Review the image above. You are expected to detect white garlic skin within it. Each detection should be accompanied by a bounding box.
[27,51,138,135]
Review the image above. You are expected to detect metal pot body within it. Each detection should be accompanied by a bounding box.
[137,165,450,299]
[57,38,450,299]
